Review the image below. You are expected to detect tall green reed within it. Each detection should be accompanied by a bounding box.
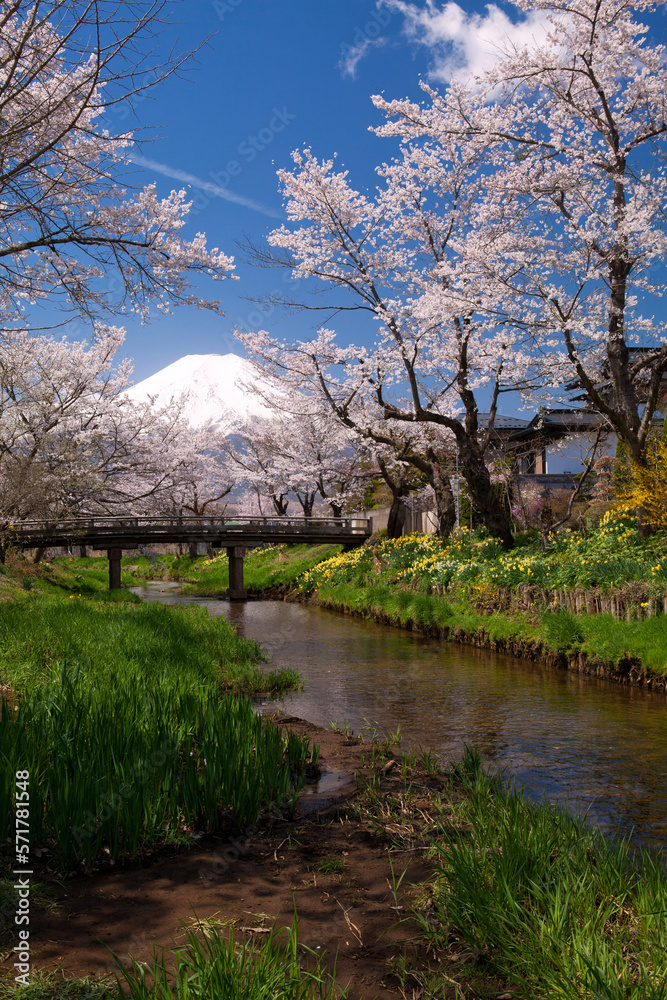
[0,598,310,869]
[426,749,667,999]
[113,919,346,1000]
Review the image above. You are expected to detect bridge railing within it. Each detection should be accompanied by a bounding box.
[5,515,372,536]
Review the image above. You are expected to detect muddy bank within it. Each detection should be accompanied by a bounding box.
[0,716,510,1000]
[307,593,667,694]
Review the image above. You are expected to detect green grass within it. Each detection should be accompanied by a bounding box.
[113,919,346,1000]
[0,595,262,692]
[0,923,346,999]
[544,609,667,673]
[315,857,347,875]
[0,596,311,869]
[316,581,536,641]
[0,974,116,999]
[421,749,667,1000]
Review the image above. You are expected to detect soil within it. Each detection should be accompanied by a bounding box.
[0,716,512,999]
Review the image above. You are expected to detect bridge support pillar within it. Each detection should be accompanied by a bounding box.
[108,547,122,590]
[227,546,247,600]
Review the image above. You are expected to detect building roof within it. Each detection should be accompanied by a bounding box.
[476,412,532,430]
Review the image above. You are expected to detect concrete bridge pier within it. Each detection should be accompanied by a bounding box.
[108,547,123,590]
[227,545,247,600]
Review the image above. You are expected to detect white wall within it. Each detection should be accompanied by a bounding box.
[546,432,617,475]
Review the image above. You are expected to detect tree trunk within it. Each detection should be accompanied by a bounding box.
[297,492,316,517]
[386,496,407,538]
[188,541,198,559]
[459,441,514,549]
[429,465,456,539]
[376,454,411,538]
[272,494,289,516]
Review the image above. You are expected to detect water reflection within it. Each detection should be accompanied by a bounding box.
[134,587,667,850]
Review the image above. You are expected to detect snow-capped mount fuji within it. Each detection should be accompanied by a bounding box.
[124,353,275,433]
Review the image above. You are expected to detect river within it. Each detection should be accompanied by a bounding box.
[134,585,667,852]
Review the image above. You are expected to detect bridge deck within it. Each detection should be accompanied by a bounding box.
[6,515,372,550]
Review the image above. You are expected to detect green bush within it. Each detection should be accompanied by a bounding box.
[114,920,343,1000]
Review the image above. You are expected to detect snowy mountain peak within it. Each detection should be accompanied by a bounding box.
[124,353,273,432]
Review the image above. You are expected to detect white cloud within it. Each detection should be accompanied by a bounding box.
[339,37,388,79]
[127,153,281,218]
[381,0,551,85]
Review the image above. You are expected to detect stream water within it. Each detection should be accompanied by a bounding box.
[134,585,667,852]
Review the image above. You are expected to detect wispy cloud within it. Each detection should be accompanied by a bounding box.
[381,0,551,85]
[127,153,281,218]
[337,5,392,79]
[339,37,387,79]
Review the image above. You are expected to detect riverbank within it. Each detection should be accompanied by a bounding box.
[311,581,667,691]
[0,588,312,875]
[2,715,666,999]
[116,517,667,690]
[294,518,667,692]
[2,552,667,996]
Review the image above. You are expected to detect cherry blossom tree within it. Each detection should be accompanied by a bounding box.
[224,405,368,518]
[223,416,293,517]
[135,425,234,521]
[374,0,667,474]
[239,140,538,547]
[235,329,460,536]
[0,326,195,524]
[273,407,367,518]
[0,0,234,333]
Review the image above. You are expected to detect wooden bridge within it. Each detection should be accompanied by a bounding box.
[4,515,372,597]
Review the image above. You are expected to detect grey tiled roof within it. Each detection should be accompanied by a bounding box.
[476,412,532,429]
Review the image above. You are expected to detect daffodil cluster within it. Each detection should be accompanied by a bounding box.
[299,513,667,596]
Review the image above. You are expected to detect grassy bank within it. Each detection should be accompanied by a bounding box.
[0,543,342,598]
[7,742,666,1000]
[0,592,311,871]
[177,543,342,596]
[355,745,667,1000]
[435,753,667,999]
[299,515,667,679]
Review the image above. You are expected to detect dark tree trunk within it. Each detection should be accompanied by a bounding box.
[386,497,407,538]
[297,491,316,517]
[429,464,456,539]
[272,494,289,516]
[376,453,411,538]
[458,440,514,549]
[188,541,198,559]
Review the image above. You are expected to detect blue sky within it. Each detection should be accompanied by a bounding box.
[101,0,667,384]
[109,0,424,381]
